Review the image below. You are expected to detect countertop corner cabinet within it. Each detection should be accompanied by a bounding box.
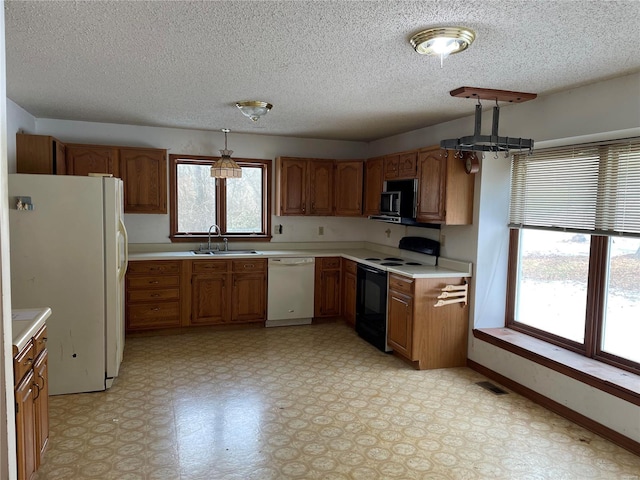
[387,274,468,370]
[16,133,167,214]
[14,325,49,480]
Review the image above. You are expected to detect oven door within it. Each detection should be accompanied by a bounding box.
[356,264,390,352]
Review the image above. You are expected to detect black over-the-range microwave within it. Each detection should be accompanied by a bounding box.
[369,178,418,224]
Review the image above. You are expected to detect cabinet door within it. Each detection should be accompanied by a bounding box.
[416,148,446,223]
[343,271,357,327]
[334,161,363,216]
[15,371,36,480]
[66,145,119,177]
[315,259,341,317]
[278,158,307,215]
[384,154,399,180]
[397,151,417,178]
[308,160,334,215]
[387,290,414,359]
[232,273,266,322]
[363,157,384,216]
[191,274,228,325]
[119,148,167,214]
[33,350,49,466]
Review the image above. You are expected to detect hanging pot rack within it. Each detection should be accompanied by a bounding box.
[440,87,537,155]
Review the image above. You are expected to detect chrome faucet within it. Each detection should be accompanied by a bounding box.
[223,238,228,251]
[207,224,221,251]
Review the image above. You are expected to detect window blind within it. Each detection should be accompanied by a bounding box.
[509,138,640,237]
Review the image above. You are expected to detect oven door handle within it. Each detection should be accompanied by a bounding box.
[358,266,385,275]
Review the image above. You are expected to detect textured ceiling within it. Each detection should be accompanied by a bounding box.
[4,1,640,142]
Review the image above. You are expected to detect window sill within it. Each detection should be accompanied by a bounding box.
[473,328,640,406]
[170,234,272,243]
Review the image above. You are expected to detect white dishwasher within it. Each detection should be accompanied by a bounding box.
[266,257,315,327]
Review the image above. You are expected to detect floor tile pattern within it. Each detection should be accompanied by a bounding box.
[36,322,640,479]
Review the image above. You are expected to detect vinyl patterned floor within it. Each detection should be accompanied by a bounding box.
[36,322,640,479]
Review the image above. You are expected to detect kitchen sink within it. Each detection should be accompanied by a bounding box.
[191,250,261,256]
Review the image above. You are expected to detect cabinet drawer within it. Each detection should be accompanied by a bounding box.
[127,275,180,288]
[127,261,180,275]
[127,302,180,329]
[127,288,180,302]
[343,260,357,275]
[318,257,341,269]
[33,326,48,358]
[193,260,229,274]
[232,259,266,272]
[389,274,414,295]
[14,341,35,386]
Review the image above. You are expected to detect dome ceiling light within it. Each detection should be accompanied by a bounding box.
[235,101,273,122]
[440,86,537,156]
[210,128,242,178]
[410,26,475,67]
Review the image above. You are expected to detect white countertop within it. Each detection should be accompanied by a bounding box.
[12,307,52,354]
[129,248,472,279]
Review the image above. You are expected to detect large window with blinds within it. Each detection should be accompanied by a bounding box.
[506,138,640,373]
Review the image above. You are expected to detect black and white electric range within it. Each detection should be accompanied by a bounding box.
[355,237,440,352]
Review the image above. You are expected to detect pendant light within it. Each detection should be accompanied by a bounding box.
[210,129,242,178]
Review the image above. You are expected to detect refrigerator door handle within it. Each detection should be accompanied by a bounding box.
[119,218,129,280]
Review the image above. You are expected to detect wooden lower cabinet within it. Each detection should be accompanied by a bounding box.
[14,324,49,480]
[314,257,342,318]
[189,259,267,326]
[126,261,182,332]
[387,274,469,370]
[342,259,357,327]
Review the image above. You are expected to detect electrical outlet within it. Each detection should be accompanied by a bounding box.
[318,226,324,235]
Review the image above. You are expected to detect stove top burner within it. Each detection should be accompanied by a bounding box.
[380,262,403,266]
[384,257,403,261]
[405,262,422,266]
[364,257,381,261]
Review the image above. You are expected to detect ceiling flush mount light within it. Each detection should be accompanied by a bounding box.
[211,128,242,178]
[410,27,475,67]
[440,87,537,156]
[235,100,273,122]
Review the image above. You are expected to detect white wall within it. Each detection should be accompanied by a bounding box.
[0,3,18,477]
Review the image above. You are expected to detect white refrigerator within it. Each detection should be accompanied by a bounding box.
[8,174,128,395]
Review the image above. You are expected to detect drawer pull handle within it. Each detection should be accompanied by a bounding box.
[244,264,254,268]
[149,281,159,284]
[151,294,160,297]
[151,307,160,311]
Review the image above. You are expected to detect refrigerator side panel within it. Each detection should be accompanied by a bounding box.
[8,174,107,395]
[104,177,125,383]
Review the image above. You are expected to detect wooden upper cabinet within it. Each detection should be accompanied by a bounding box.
[276,157,307,215]
[308,159,334,215]
[119,148,167,214]
[363,156,384,216]
[16,133,66,175]
[384,153,399,180]
[416,147,446,222]
[384,151,417,180]
[334,160,363,216]
[276,157,336,216]
[65,144,119,177]
[416,146,474,225]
